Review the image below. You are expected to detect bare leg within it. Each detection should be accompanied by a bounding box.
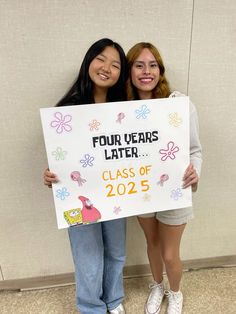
[137,217,163,283]
[158,222,186,291]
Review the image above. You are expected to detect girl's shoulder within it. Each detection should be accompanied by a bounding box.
[169,91,186,98]
[169,91,196,114]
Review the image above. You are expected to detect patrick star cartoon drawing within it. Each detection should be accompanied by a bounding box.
[79,196,101,224]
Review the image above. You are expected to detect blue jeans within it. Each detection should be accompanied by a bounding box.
[68,218,126,314]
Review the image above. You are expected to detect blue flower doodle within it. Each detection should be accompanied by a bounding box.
[56,187,70,200]
[80,154,95,167]
[135,104,151,119]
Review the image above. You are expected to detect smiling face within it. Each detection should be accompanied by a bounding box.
[131,48,160,99]
[88,46,121,92]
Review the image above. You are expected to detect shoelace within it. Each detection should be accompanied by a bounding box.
[148,282,164,304]
[165,290,182,313]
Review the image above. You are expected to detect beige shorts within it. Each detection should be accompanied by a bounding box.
[138,207,194,225]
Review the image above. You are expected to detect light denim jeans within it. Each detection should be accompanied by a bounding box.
[68,218,126,314]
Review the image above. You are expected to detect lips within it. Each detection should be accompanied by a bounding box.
[139,77,153,83]
[98,72,110,80]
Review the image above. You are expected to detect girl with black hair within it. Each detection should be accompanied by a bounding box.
[44,38,127,314]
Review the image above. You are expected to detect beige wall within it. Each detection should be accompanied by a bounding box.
[1,0,236,281]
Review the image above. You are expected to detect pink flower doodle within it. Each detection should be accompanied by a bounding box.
[159,141,179,161]
[50,112,72,134]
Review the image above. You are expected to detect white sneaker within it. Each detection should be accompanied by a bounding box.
[109,303,125,314]
[145,281,164,314]
[165,290,183,314]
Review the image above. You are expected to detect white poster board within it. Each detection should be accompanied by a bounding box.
[40,97,191,229]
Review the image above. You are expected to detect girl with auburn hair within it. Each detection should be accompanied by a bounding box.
[127,42,170,100]
[127,42,202,314]
[44,38,127,314]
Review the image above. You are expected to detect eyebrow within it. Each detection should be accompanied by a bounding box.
[134,60,158,64]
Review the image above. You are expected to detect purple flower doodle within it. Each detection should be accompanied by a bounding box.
[170,188,183,201]
[113,206,122,215]
[159,141,179,161]
[50,112,72,134]
[80,154,95,167]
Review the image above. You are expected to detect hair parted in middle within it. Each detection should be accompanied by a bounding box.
[56,38,128,107]
[126,42,171,100]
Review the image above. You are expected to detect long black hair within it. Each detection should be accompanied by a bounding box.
[56,38,127,106]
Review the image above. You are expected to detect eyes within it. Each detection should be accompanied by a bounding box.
[133,62,159,69]
[95,56,121,70]
[85,199,92,206]
[96,56,104,62]
[112,63,121,70]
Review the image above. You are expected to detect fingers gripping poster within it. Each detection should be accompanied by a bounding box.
[40,97,191,229]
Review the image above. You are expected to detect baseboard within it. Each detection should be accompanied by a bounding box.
[0,255,235,291]
[123,255,236,278]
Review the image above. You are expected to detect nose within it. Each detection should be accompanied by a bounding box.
[143,64,150,74]
[102,62,111,73]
